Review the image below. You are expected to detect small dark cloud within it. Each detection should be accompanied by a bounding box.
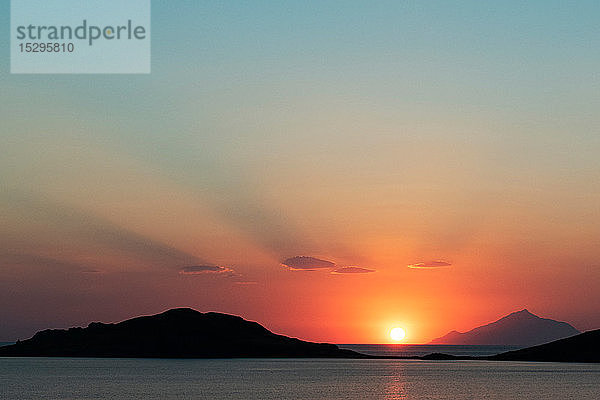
[407,260,452,269]
[179,265,234,275]
[282,256,335,271]
[331,267,375,274]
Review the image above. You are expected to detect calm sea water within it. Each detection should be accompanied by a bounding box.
[339,344,521,357]
[1,357,599,399]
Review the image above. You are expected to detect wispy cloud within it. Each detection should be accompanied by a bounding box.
[407,260,452,269]
[282,256,335,271]
[331,267,375,274]
[179,265,235,276]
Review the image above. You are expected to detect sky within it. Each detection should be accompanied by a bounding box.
[1,0,599,343]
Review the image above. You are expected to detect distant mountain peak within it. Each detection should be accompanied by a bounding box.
[430,309,579,346]
[503,309,537,320]
[513,308,534,315]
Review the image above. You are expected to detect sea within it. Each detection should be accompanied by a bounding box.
[1,345,599,399]
[339,344,521,357]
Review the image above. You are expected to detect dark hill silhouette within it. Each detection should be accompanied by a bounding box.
[0,308,365,358]
[429,309,579,346]
[488,328,600,363]
[423,328,600,363]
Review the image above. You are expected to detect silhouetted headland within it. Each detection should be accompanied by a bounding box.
[421,328,600,363]
[0,308,366,358]
[488,328,600,363]
[429,309,579,346]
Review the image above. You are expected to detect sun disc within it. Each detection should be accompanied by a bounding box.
[390,327,406,341]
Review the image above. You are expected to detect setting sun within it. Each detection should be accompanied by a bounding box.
[390,327,406,342]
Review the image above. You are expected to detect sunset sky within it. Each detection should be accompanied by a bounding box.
[1,1,599,343]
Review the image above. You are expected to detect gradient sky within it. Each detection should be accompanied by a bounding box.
[1,1,599,343]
